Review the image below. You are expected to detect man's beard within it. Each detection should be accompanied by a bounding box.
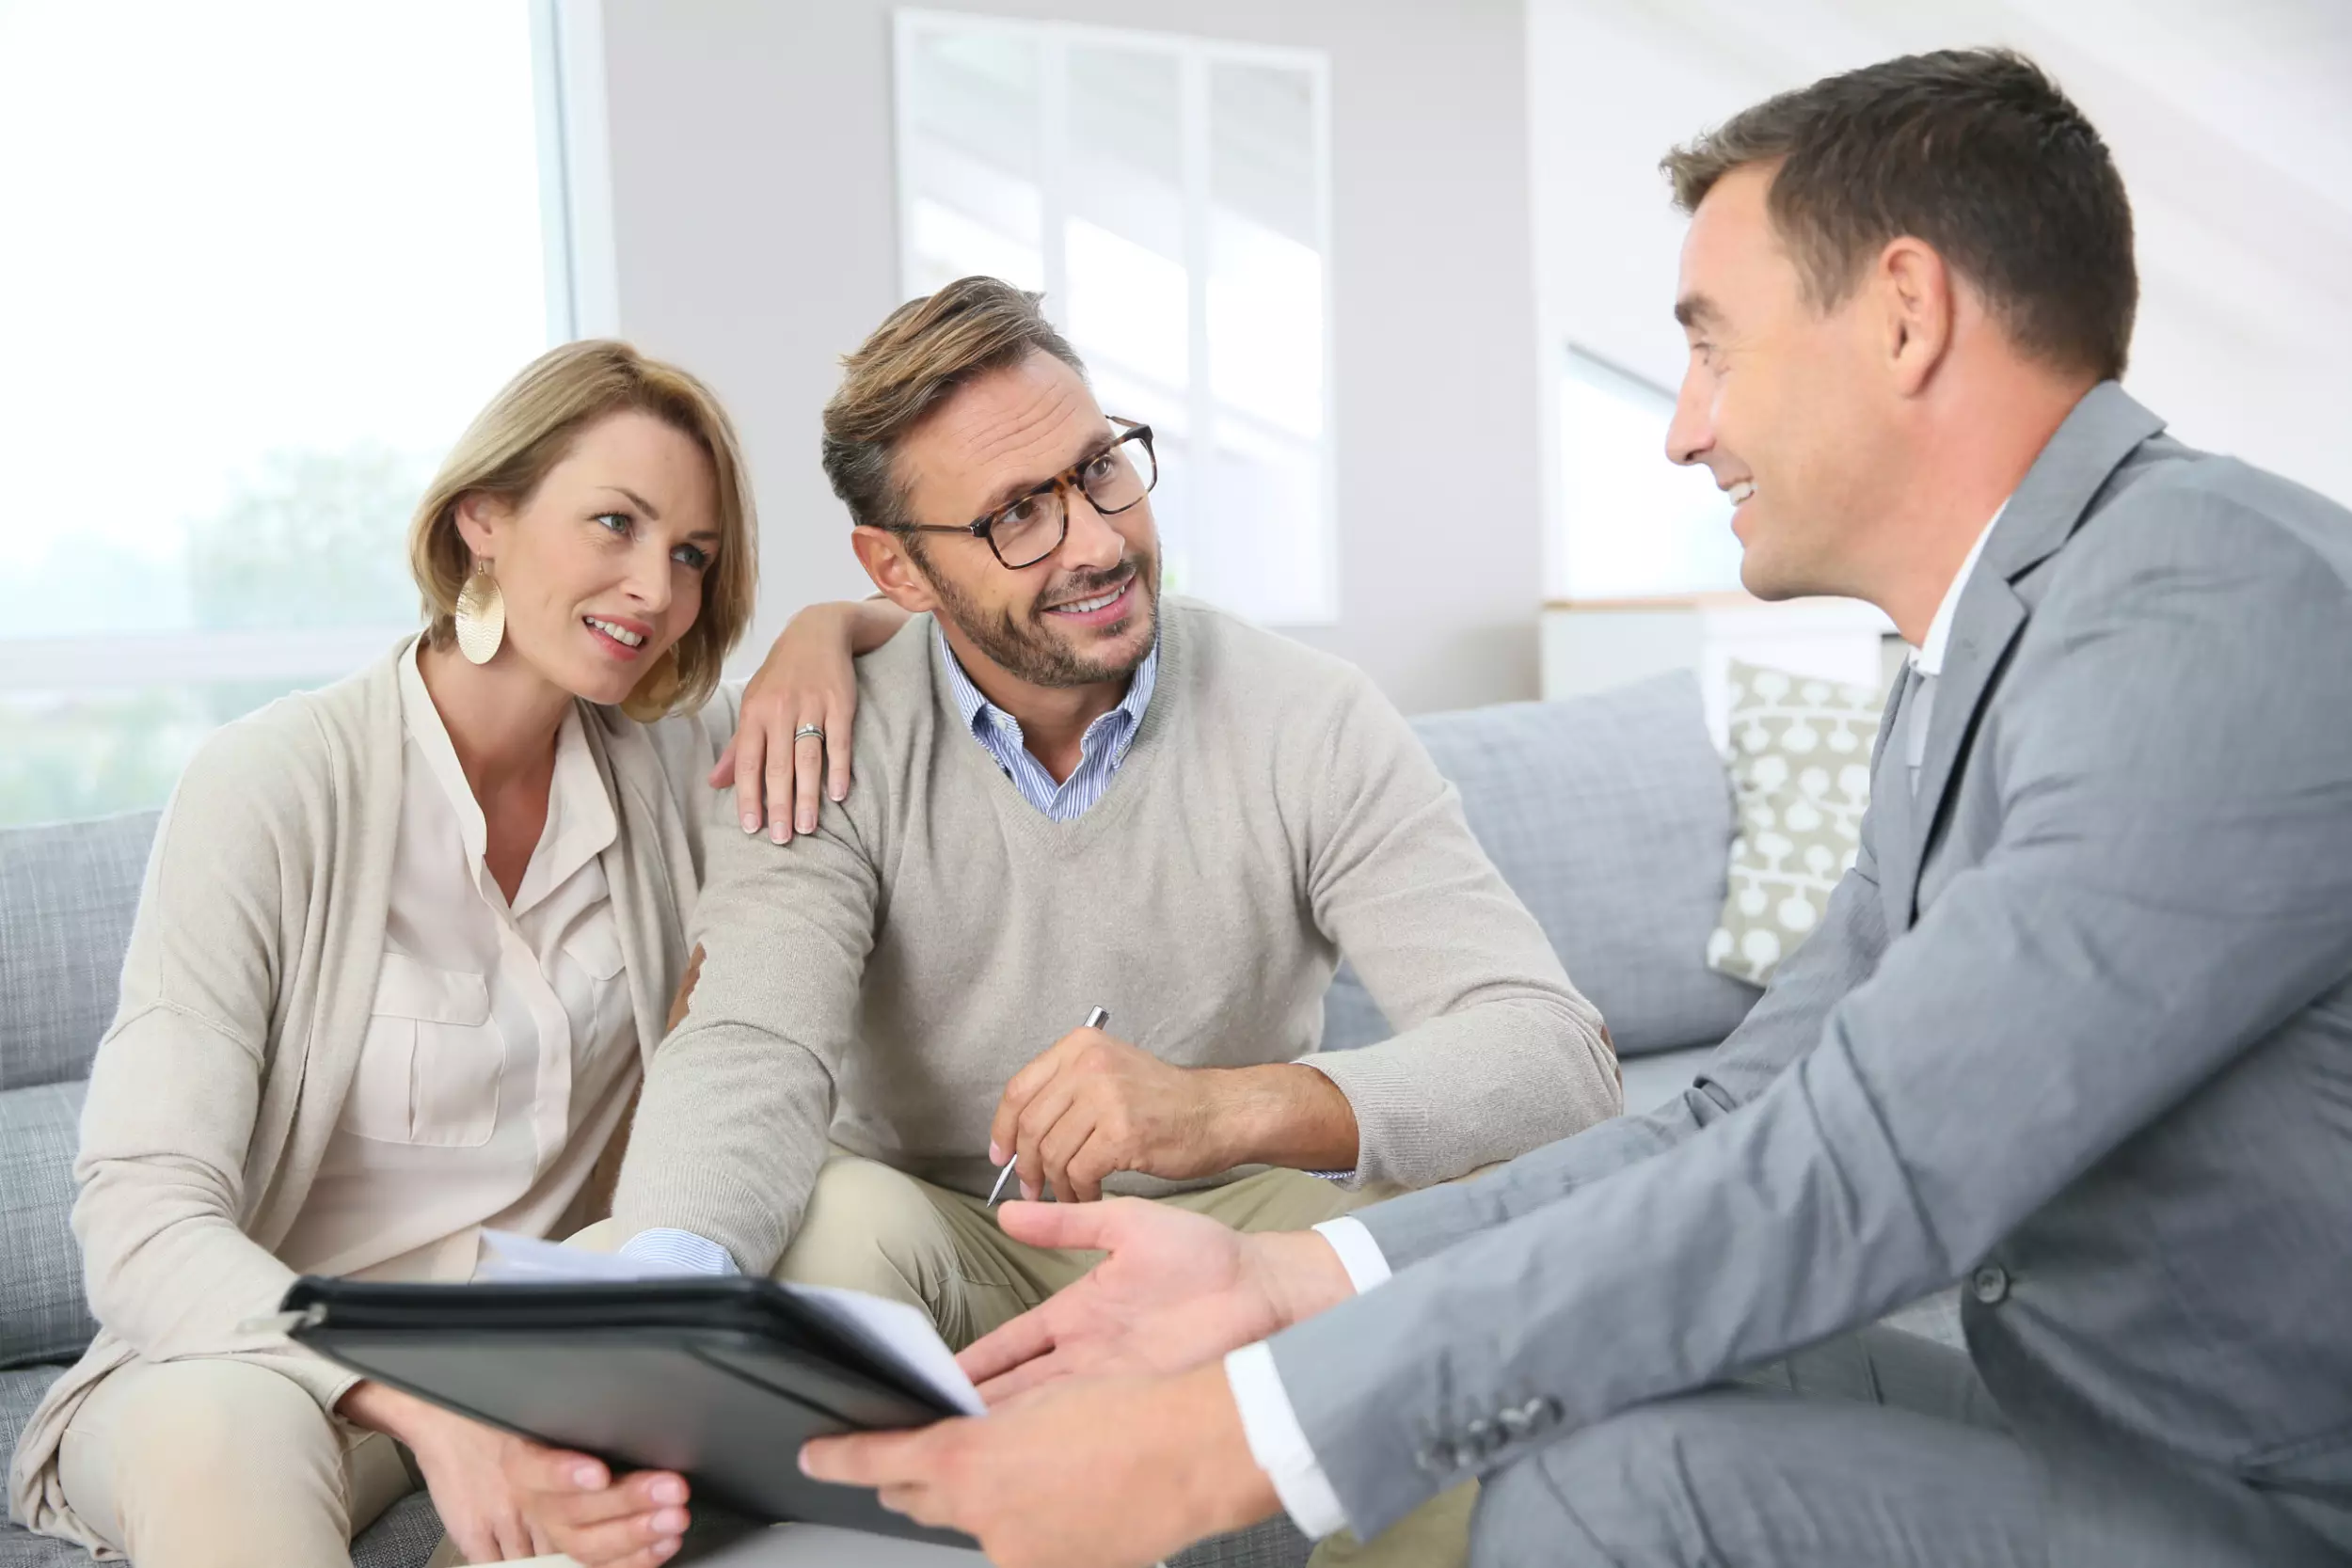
[926,546,1160,689]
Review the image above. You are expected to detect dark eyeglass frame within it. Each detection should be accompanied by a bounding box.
[889,418,1156,570]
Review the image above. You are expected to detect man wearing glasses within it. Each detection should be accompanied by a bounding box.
[587,275,1618,1375]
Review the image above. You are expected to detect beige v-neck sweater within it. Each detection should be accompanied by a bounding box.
[613,599,1619,1275]
[9,641,738,1551]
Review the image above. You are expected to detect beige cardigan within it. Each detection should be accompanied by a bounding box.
[8,640,739,1550]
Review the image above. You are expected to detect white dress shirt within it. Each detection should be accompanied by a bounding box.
[275,641,643,1282]
[1227,503,2012,1540]
[1915,504,2003,679]
[1902,504,2004,792]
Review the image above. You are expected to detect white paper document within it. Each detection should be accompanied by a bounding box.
[475,1231,985,1417]
[477,1230,699,1282]
[778,1283,985,1417]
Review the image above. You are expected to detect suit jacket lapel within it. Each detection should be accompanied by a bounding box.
[1890,588,2026,927]
[1884,383,2168,927]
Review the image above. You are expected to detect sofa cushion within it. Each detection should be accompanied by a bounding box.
[0,812,158,1091]
[1707,661,1883,986]
[1325,672,1760,1057]
[0,1083,96,1370]
[351,1492,444,1568]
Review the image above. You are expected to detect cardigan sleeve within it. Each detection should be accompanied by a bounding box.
[631,682,743,885]
[71,707,358,1410]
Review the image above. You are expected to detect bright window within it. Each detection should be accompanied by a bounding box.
[895,11,1336,626]
[1550,347,1746,602]
[0,0,560,827]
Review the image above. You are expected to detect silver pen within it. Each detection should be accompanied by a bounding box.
[988,1006,1109,1207]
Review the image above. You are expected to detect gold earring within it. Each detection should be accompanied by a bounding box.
[621,645,683,722]
[453,562,505,665]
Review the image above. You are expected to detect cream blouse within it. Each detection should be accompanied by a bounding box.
[275,641,641,1281]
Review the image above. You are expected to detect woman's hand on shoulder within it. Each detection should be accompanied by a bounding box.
[709,598,908,845]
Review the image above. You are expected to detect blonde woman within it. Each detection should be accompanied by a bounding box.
[6,341,891,1567]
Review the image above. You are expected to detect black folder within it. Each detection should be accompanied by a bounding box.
[279,1274,978,1550]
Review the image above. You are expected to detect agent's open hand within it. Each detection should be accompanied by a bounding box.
[956,1198,1357,1405]
[800,1366,1276,1568]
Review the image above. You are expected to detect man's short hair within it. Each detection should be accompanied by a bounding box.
[822,276,1088,532]
[1661,48,2137,382]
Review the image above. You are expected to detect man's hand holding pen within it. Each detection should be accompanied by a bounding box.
[986,1017,1363,1205]
[986,1020,1237,1203]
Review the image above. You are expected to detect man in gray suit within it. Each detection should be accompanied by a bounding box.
[546,47,2352,1568]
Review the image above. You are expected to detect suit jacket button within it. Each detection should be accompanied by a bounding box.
[1971,1264,2010,1305]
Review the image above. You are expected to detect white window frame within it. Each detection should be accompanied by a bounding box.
[0,0,612,703]
[892,9,1341,626]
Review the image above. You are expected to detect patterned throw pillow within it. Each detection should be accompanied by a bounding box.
[1706,660,1884,986]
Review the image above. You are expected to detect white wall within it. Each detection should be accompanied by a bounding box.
[582,1,2348,713]
[1527,0,2352,536]
[592,0,1549,714]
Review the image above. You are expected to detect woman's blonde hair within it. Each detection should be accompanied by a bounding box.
[408,340,757,721]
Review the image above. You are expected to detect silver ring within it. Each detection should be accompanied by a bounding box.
[793,723,825,743]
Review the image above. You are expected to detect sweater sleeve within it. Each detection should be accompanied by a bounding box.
[609,779,883,1274]
[1297,676,1620,1187]
[1342,660,1910,1266]
[71,712,357,1409]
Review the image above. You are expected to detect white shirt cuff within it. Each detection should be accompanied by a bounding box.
[1225,1341,1350,1540]
[616,1227,739,1275]
[1312,1217,1391,1292]
[1218,1220,1391,1540]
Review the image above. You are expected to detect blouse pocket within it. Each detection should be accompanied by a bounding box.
[343,952,501,1148]
[562,918,626,984]
[560,913,629,1046]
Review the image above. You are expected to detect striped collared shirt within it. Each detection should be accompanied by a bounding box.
[935,623,1157,821]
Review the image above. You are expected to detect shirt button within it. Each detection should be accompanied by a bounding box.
[1971,1264,2010,1305]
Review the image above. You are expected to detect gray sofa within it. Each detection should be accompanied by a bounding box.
[1,670,1759,1567]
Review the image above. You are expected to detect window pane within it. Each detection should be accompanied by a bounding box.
[1064,45,1187,394]
[0,1,549,642]
[1554,349,1745,600]
[895,19,1334,625]
[903,25,1045,297]
[1202,60,1327,623]
[2,681,341,829]
[1062,44,1197,594]
[0,1,550,826]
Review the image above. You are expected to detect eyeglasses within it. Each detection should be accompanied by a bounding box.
[892,419,1157,570]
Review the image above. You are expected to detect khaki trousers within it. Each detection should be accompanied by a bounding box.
[771,1154,1389,1348]
[56,1355,420,1568]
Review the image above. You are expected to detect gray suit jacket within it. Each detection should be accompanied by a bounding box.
[1271,385,2352,1559]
